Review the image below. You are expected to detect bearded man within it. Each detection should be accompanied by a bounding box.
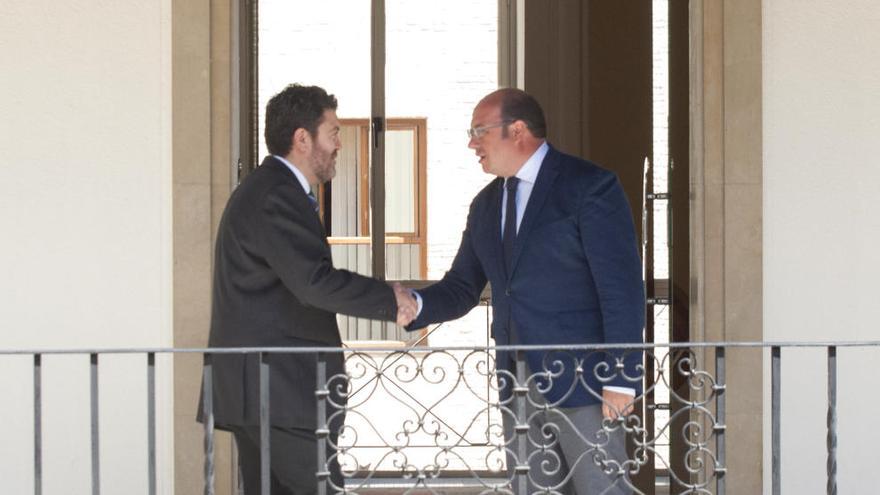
[198,84,416,494]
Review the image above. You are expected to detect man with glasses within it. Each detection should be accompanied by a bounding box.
[407,88,644,494]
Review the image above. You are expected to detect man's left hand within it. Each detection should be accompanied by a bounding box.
[601,389,634,420]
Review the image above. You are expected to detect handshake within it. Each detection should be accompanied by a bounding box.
[391,282,419,327]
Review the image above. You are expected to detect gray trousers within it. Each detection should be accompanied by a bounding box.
[502,383,632,495]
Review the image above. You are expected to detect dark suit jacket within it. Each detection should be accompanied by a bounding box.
[199,156,397,430]
[409,146,645,407]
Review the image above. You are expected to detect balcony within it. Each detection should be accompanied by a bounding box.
[1,341,866,494]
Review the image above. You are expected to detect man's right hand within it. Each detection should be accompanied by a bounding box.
[391,282,417,327]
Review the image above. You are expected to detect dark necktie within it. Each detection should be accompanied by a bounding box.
[502,176,519,275]
[307,190,319,213]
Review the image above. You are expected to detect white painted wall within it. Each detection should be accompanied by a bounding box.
[0,0,173,493]
[763,1,880,492]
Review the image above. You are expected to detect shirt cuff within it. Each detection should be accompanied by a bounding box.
[603,386,636,396]
[411,289,423,317]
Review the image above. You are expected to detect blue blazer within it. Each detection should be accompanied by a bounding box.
[409,146,645,407]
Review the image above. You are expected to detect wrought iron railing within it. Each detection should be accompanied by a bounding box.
[2,341,874,495]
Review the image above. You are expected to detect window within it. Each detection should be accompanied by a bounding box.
[248,0,501,342]
[318,118,427,280]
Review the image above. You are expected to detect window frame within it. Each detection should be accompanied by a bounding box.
[319,117,427,279]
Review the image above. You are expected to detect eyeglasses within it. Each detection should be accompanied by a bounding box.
[467,121,512,140]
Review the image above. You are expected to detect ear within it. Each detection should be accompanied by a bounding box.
[511,120,527,139]
[292,128,311,152]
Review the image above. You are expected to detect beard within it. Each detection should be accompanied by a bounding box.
[311,145,337,184]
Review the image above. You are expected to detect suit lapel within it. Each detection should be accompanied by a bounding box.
[264,156,327,236]
[484,178,507,280]
[509,147,561,276]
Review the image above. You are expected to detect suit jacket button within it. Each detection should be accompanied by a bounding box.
[505,287,511,296]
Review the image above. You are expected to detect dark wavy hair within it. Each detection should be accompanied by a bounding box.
[264,84,338,156]
[498,88,547,139]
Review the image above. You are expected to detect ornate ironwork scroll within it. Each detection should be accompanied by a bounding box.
[317,347,725,494]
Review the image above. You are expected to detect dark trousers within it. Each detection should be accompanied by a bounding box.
[229,425,343,495]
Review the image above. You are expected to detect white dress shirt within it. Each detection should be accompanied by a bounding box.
[501,141,549,234]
